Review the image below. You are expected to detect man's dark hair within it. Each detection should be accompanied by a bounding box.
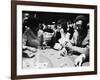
[74,15,88,28]
[74,15,87,23]
[74,15,89,40]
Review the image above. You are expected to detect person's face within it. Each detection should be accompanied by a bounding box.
[75,20,83,32]
[57,24,62,31]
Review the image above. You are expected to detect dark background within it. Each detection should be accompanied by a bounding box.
[22,11,89,24]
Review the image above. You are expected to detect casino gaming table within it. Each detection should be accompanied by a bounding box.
[22,48,89,69]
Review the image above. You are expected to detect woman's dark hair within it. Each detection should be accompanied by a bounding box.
[23,16,39,35]
[57,19,68,33]
[27,17,39,29]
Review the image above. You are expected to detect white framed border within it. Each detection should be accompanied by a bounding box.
[16,5,95,76]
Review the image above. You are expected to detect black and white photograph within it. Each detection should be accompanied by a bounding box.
[22,11,90,69]
[11,1,97,79]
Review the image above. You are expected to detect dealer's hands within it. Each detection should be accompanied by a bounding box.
[65,41,73,50]
[74,54,86,66]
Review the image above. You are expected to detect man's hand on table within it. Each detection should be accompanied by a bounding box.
[74,54,86,66]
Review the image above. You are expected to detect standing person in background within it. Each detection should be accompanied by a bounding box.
[65,15,89,66]
[38,24,44,48]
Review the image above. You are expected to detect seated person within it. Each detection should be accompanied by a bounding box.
[51,19,73,50]
[64,15,89,66]
[22,16,40,58]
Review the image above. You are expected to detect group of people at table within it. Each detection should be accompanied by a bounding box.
[22,14,89,67]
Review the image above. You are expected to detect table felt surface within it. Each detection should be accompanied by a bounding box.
[22,48,89,69]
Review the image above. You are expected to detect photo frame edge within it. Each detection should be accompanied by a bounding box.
[11,1,97,79]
